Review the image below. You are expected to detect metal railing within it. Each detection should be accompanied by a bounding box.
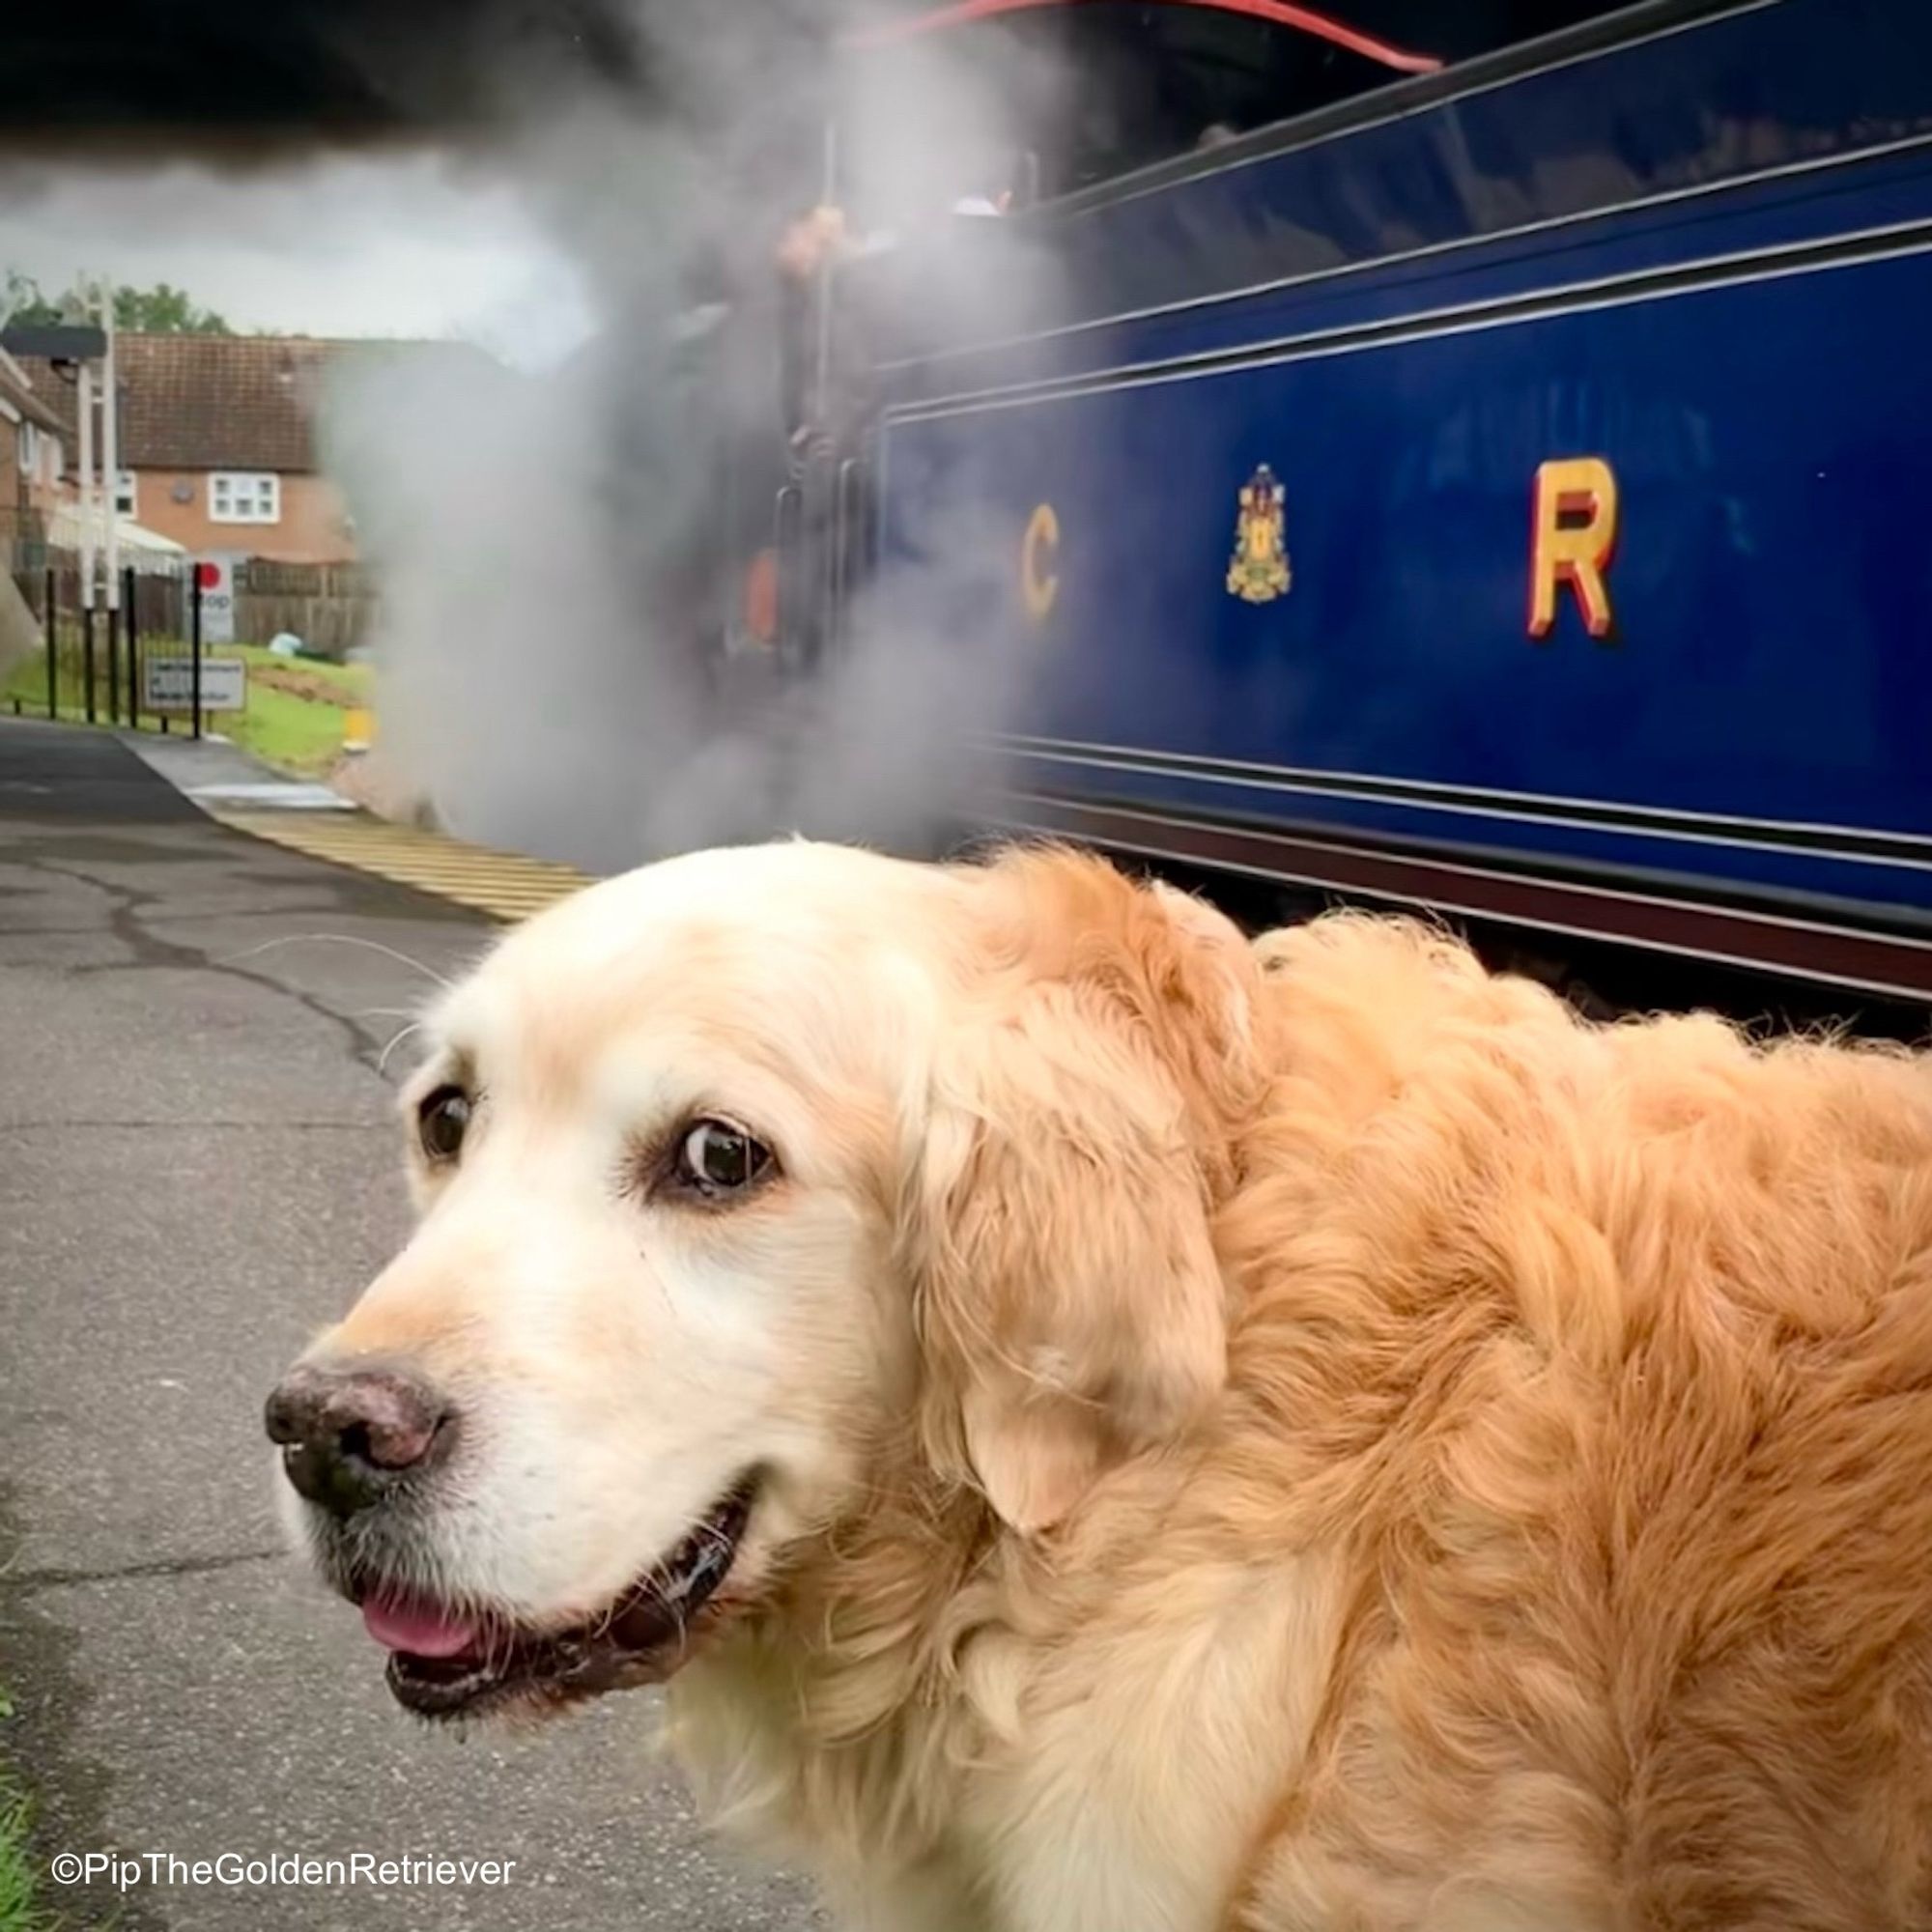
[6,554,210,739]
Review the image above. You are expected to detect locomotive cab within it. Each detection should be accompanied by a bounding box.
[697,0,1457,683]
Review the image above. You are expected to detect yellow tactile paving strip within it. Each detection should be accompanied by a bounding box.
[211,810,590,923]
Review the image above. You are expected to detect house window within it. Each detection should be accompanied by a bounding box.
[15,423,33,475]
[209,471,280,525]
[114,469,137,518]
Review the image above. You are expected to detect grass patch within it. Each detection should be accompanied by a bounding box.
[0,1690,52,1932]
[0,1793,49,1932]
[230,643,371,699]
[219,674,359,777]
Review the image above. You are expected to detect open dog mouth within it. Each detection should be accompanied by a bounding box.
[355,1479,757,1719]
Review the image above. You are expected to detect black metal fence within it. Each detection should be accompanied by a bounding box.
[6,552,213,739]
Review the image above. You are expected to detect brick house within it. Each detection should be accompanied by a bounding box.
[17,334,367,565]
[0,345,68,530]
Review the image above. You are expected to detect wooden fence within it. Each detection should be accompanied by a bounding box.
[234,559,376,660]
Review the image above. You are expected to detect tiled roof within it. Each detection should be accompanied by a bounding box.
[8,357,74,441]
[117,334,336,471]
[0,354,65,434]
[14,335,481,473]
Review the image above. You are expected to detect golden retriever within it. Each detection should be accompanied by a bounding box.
[267,839,1932,1931]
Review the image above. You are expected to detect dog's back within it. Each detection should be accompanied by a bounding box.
[1224,917,1932,1928]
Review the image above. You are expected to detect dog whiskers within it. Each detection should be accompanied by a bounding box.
[379,1021,425,1075]
[217,932,457,987]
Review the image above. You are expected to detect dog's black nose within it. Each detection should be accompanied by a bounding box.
[264,1363,451,1519]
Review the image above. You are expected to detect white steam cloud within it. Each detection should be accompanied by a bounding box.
[325,2,1066,872]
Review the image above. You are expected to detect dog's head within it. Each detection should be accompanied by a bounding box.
[267,840,1256,1719]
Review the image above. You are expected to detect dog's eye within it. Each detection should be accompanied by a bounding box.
[675,1120,773,1197]
[417,1085,471,1163]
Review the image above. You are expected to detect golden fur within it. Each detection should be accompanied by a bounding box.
[304,841,1932,1931]
[671,851,1932,1930]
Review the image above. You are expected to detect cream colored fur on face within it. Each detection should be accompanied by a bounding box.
[356,840,1932,1932]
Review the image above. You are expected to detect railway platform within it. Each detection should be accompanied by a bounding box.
[0,718,820,1932]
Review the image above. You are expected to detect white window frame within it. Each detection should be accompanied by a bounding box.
[209,470,280,526]
[114,469,137,518]
[15,422,34,476]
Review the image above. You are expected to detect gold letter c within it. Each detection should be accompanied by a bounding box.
[1022,502,1060,621]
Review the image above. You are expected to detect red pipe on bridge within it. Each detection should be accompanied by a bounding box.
[846,0,1441,74]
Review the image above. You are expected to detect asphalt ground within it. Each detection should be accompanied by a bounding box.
[0,719,825,1931]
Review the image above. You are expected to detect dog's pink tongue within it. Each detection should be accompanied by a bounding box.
[361,1595,481,1660]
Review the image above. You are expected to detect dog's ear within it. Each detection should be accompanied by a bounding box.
[908,851,1255,1533]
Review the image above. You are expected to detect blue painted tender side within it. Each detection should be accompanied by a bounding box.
[864,0,1932,994]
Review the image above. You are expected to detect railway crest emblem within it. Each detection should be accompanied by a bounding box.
[1226,465,1292,604]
